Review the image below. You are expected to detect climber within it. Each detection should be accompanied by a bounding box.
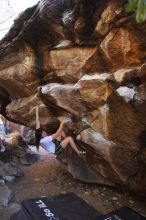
[35,107,86,156]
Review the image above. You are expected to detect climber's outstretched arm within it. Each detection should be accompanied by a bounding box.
[36,106,40,129]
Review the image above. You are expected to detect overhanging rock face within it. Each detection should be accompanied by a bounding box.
[0,0,146,195]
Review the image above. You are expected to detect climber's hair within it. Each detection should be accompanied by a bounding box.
[35,128,43,151]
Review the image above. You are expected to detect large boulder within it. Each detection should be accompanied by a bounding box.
[0,0,146,195]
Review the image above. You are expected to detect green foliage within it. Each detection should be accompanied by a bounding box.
[126,0,146,23]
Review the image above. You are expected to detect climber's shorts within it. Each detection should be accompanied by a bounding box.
[54,139,64,155]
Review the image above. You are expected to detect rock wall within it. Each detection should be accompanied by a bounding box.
[0,0,146,195]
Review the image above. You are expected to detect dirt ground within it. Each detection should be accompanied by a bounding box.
[0,147,146,220]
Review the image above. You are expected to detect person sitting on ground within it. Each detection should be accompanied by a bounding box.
[0,137,5,152]
[35,107,86,156]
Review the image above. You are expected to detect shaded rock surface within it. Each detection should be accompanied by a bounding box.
[0,0,146,195]
[0,161,24,178]
[0,181,14,208]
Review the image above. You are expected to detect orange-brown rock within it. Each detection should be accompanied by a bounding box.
[100,27,146,70]
[95,0,124,37]
[0,0,146,196]
[50,47,107,83]
[6,94,60,129]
